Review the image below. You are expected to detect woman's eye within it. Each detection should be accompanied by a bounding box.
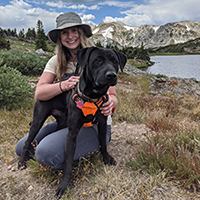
[61,31,67,35]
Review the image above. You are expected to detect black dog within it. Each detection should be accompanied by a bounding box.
[18,47,127,199]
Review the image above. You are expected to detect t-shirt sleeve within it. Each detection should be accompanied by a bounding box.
[43,55,57,75]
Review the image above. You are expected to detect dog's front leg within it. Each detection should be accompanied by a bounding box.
[18,120,47,170]
[98,117,117,166]
[55,123,82,199]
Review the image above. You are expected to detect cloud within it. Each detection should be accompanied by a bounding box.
[0,0,58,33]
[45,0,105,4]
[1,0,200,35]
[45,1,100,10]
[103,0,200,26]
[67,4,100,10]
[82,14,96,25]
[46,1,67,8]
[104,14,153,27]
[10,0,31,9]
[99,0,135,8]
[15,16,24,21]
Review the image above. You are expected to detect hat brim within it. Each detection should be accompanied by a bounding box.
[48,23,93,44]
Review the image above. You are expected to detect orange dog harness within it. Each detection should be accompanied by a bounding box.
[71,90,107,127]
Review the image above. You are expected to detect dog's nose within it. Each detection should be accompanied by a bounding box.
[106,71,117,79]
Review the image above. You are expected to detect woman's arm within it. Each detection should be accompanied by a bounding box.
[35,72,79,101]
[100,86,118,116]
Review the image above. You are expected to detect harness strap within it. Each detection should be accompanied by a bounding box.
[71,90,107,127]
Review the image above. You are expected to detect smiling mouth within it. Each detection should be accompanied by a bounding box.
[67,40,76,44]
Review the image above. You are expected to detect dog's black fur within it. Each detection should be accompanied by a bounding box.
[18,47,127,199]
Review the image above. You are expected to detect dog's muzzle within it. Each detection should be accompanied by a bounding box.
[106,71,117,79]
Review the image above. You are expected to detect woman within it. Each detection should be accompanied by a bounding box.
[16,12,118,169]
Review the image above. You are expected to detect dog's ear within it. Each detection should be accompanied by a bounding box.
[113,50,127,72]
[76,47,97,69]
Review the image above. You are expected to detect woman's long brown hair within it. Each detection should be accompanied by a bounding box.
[55,27,92,80]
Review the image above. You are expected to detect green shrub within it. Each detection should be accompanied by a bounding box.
[0,37,10,50]
[155,73,168,78]
[0,65,33,110]
[0,49,49,76]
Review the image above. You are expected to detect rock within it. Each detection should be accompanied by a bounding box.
[7,165,12,170]
[124,64,200,98]
[124,64,147,76]
[35,48,49,56]
[28,185,34,191]
[11,166,17,171]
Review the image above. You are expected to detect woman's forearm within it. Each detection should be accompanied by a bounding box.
[35,82,63,101]
[110,94,118,108]
[35,72,80,101]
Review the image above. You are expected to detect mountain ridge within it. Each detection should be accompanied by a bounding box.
[90,20,200,49]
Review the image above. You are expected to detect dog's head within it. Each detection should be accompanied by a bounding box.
[76,47,127,98]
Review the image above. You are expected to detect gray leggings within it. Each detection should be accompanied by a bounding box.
[16,122,111,169]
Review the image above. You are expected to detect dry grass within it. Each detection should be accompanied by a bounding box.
[0,101,34,159]
[115,73,200,193]
[1,73,200,199]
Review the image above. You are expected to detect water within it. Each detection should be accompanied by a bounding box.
[146,55,200,81]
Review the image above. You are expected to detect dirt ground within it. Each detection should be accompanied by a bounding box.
[0,122,200,200]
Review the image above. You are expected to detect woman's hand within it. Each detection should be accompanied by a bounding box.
[61,76,80,91]
[100,92,114,116]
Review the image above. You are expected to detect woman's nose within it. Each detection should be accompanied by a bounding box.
[68,31,73,38]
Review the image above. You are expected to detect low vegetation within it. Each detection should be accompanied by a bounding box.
[1,71,200,199]
[0,39,200,199]
[0,49,49,76]
[149,37,200,55]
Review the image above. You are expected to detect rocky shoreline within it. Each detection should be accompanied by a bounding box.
[124,64,200,98]
[29,64,200,98]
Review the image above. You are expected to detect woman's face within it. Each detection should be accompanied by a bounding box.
[60,27,81,51]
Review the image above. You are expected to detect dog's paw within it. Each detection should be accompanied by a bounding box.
[18,156,28,170]
[18,161,27,170]
[55,181,70,199]
[103,154,117,166]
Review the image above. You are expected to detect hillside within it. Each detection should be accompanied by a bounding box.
[149,37,200,54]
[90,20,200,49]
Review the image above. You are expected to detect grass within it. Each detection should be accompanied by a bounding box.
[7,38,55,55]
[127,58,154,69]
[115,74,200,192]
[1,69,200,198]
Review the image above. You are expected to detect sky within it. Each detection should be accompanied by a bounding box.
[0,0,200,34]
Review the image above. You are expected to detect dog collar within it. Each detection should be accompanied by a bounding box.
[77,82,100,103]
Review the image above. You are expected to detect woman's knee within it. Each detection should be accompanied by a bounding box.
[15,135,34,158]
[35,144,64,169]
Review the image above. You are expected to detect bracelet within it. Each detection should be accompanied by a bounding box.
[59,81,65,93]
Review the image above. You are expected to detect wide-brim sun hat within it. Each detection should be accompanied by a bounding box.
[48,12,93,44]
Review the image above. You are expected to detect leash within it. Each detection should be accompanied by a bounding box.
[74,62,80,76]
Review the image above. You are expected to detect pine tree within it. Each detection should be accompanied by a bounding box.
[35,20,48,51]
[135,43,150,61]
[18,28,25,40]
[26,28,36,40]
[11,28,17,37]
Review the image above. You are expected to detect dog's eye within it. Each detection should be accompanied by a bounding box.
[95,57,103,63]
[112,59,118,64]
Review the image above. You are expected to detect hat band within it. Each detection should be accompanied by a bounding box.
[57,18,81,28]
